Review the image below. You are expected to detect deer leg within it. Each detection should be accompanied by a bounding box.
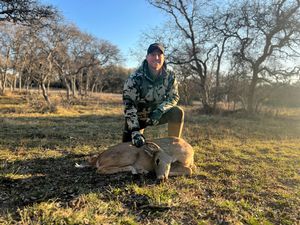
[135,168,149,174]
[97,166,137,174]
[169,163,192,176]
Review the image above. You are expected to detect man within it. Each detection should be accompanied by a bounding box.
[122,43,184,147]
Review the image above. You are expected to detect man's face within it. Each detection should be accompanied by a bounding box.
[146,50,165,72]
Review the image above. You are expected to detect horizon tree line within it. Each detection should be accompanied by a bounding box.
[1,0,300,113]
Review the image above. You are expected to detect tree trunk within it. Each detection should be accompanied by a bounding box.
[85,74,90,96]
[47,80,50,93]
[19,71,22,91]
[63,77,71,101]
[71,76,77,97]
[0,73,8,95]
[200,78,211,113]
[0,79,3,95]
[78,73,82,96]
[213,73,220,110]
[10,79,13,91]
[25,77,31,94]
[91,83,96,93]
[41,81,51,105]
[13,76,17,91]
[247,70,258,114]
[25,83,30,93]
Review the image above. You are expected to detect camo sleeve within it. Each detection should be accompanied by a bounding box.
[123,76,140,131]
[157,75,180,113]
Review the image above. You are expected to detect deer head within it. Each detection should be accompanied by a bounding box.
[143,142,173,181]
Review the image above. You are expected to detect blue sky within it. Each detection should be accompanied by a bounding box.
[40,0,167,68]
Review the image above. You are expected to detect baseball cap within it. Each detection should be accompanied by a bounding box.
[147,43,164,55]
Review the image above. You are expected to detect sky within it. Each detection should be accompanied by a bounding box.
[40,0,168,68]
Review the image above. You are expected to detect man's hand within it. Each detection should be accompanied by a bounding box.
[148,109,163,126]
[131,131,146,147]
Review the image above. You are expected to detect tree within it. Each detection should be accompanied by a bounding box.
[0,3,123,104]
[176,64,200,105]
[147,0,300,113]
[148,0,224,112]
[226,0,300,113]
[51,24,121,100]
[206,11,236,110]
[97,65,132,93]
[0,0,57,25]
[0,23,14,95]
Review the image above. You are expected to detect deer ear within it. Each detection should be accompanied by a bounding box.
[88,155,98,166]
[143,142,161,157]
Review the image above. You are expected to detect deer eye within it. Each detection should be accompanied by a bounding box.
[155,158,160,165]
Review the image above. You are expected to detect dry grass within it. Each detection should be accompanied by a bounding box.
[0,91,299,225]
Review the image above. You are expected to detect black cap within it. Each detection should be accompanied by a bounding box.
[147,43,164,55]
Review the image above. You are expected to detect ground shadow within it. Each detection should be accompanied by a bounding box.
[0,153,158,219]
[0,113,173,221]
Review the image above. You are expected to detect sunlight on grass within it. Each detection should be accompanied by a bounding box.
[129,183,178,207]
[17,193,135,225]
[3,173,45,180]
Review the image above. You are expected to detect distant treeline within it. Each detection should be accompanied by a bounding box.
[1,0,300,113]
[263,84,300,107]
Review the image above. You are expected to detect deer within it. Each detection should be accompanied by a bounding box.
[75,137,196,180]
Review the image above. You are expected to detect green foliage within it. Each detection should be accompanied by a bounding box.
[0,92,299,224]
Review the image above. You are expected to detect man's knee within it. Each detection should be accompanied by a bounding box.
[169,106,184,122]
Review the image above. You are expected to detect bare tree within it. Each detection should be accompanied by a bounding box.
[17,27,40,92]
[27,24,59,105]
[147,0,300,113]
[0,23,14,95]
[80,39,121,96]
[148,0,222,112]
[206,11,236,110]
[0,4,122,105]
[176,64,199,105]
[226,0,300,113]
[51,23,121,100]
[0,0,57,25]
[95,65,132,93]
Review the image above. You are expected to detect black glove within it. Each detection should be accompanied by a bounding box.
[131,131,146,147]
[148,109,163,126]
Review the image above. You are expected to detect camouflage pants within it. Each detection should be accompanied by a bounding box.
[122,106,184,142]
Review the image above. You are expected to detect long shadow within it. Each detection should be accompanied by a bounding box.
[0,153,157,219]
[0,113,160,220]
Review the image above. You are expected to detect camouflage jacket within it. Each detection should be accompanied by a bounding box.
[123,60,179,131]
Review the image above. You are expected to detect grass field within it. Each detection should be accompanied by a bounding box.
[0,91,299,225]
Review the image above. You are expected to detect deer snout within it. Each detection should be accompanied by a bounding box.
[157,174,168,182]
[155,163,171,181]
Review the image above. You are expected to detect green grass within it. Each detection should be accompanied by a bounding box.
[0,91,299,224]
